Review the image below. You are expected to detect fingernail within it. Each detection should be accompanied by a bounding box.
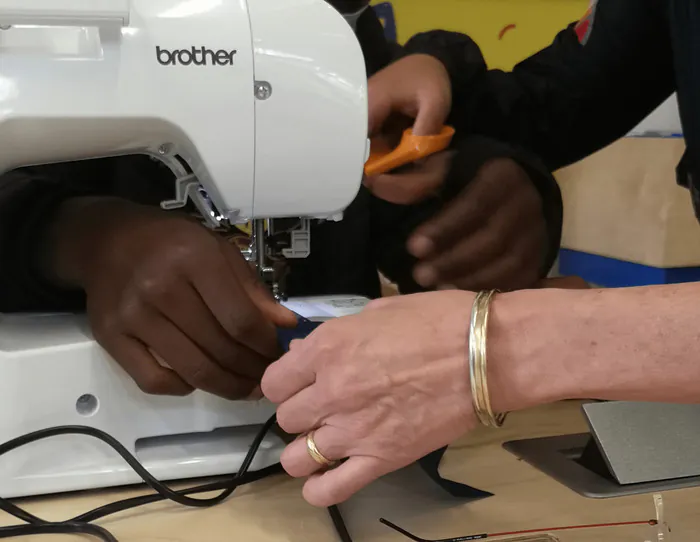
[408,235,434,258]
[414,265,437,287]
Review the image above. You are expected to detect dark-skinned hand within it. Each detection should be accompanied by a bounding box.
[366,54,549,291]
[366,155,548,291]
[416,157,548,291]
[48,198,297,400]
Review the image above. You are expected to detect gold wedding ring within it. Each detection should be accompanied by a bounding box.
[306,431,337,469]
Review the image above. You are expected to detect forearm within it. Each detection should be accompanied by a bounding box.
[491,284,700,413]
[0,171,93,312]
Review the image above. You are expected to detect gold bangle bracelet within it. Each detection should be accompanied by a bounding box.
[468,291,490,426]
[468,290,507,428]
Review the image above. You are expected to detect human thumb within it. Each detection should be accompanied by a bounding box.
[227,246,298,328]
[412,92,450,137]
[247,282,298,328]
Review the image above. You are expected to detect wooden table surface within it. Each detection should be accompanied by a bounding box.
[2,401,698,541]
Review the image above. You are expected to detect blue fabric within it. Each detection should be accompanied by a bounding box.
[276,315,323,352]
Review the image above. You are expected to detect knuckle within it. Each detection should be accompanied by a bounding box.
[90,313,122,344]
[325,379,347,405]
[163,228,218,268]
[314,323,344,350]
[169,240,199,264]
[116,295,149,325]
[320,371,356,410]
[134,275,171,302]
[186,361,217,389]
[227,311,259,340]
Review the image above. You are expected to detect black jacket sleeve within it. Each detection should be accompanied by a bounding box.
[0,157,172,313]
[404,0,676,171]
[0,168,91,312]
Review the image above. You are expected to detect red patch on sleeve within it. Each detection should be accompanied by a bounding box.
[574,14,591,42]
[574,1,597,45]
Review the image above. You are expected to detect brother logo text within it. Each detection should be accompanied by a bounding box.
[156,46,237,66]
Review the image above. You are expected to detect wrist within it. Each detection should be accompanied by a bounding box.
[39,196,139,288]
[485,288,582,414]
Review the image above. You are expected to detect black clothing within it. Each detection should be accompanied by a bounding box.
[406,0,700,229]
[0,9,560,312]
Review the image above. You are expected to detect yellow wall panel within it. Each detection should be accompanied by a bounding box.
[373,0,589,70]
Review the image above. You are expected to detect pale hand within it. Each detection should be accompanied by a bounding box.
[261,291,478,507]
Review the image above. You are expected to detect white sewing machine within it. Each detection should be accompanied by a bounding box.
[0,0,371,498]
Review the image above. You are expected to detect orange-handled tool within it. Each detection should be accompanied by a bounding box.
[364,126,455,177]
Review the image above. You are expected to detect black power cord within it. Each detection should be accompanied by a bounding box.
[0,416,352,541]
